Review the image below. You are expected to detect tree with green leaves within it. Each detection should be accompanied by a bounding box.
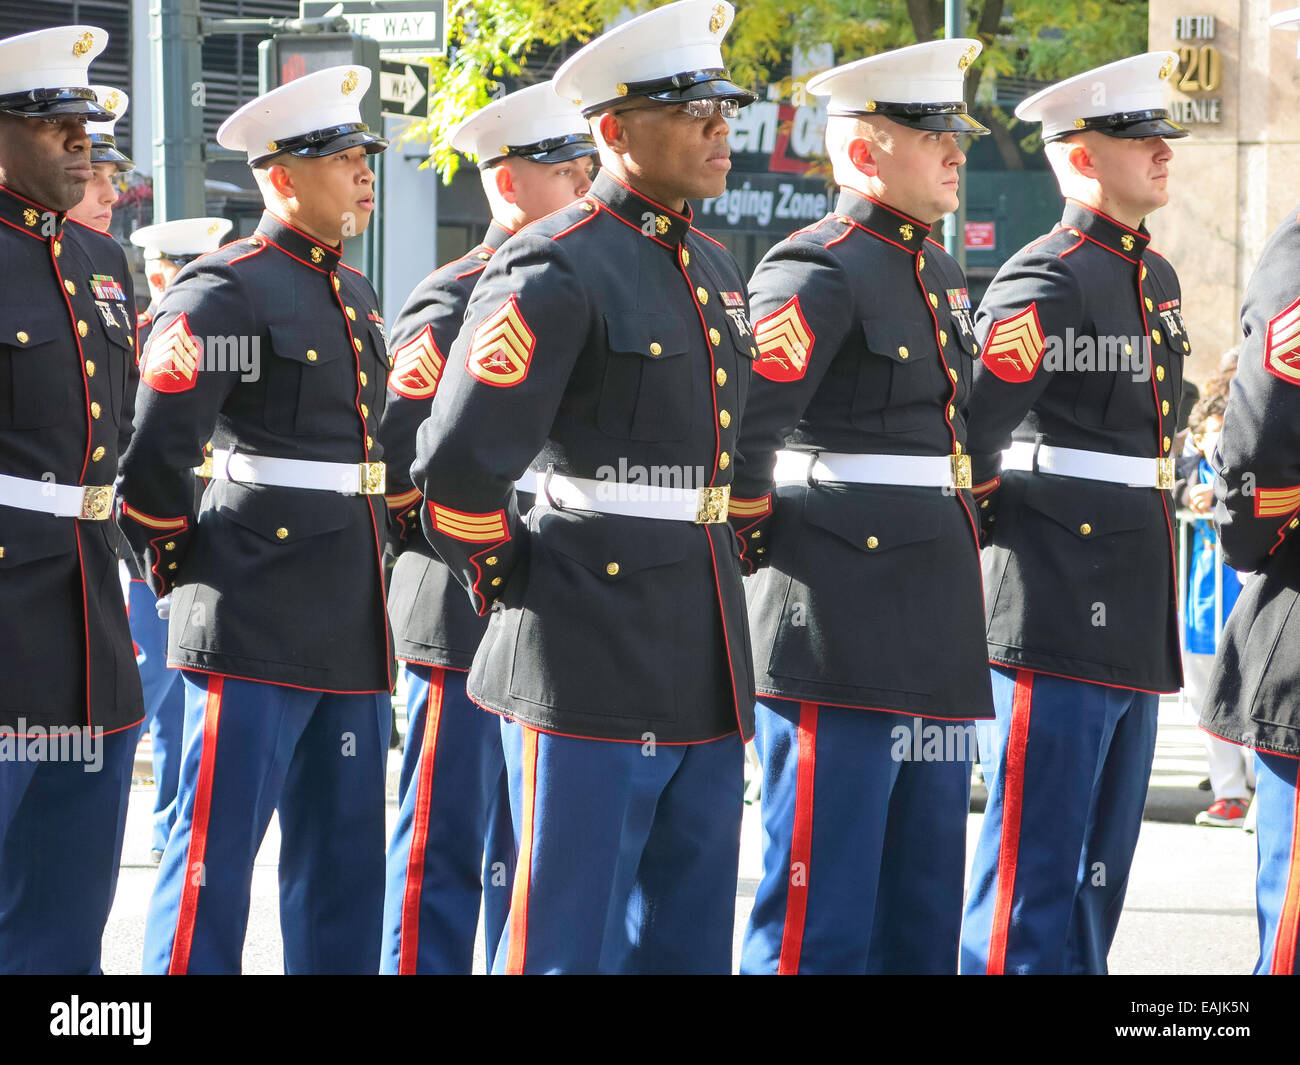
[405,0,1149,180]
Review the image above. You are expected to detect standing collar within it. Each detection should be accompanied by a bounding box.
[484,220,515,251]
[589,170,692,247]
[1061,199,1150,261]
[255,210,343,272]
[0,184,65,241]
[835,187,932,254]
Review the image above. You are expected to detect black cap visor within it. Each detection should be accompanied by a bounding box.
[585,69,757,116]
[0,87,113,121]
[829,100,990,136]
[251,123,389,167]
[480,133,597,169]
[89,136,134,173]
[1046,109,1188,142]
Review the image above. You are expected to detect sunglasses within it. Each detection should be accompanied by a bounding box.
[615,97,741,120]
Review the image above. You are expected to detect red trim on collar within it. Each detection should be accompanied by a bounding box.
[1064,198,1145,237]
[602,170,691,221]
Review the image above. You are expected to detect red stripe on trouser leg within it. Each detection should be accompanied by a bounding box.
[505,726,539,975]
[777,702,818,975]
[168,675,224,975]
[1271,778,1300,974]
[987,669,1034,976]
[397,667,445,975]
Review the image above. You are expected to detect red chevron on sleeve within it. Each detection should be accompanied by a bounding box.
[1264,296,1300,386]
[753,296,814,382]
[981,304,1047,384]
[389,324,446,400]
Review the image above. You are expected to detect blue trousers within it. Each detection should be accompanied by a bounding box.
[1252,751,1300,974]
[740,699,972,974]
[142,672,390,974]
[0,724,137,973]
[380,664,514,973]
[127,578,185,854]
[493,721,743,974]
[961,667,1158,974]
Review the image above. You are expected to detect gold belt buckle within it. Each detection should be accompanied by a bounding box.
[1156,456,1175,491]
[951,453,972,490]
[79,484,114,521]
[695,484,731,523]
[359,461,386,495]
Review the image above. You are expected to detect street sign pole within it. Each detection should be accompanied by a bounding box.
[152,0,206,222]
[945,0,968,269]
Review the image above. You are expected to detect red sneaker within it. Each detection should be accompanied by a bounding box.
[1195,797,1250,828]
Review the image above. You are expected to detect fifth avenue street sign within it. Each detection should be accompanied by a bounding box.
[300,1,447,54]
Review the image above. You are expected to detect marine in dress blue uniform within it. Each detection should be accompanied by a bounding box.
[117,67,393,974]
[0,26,143,974]
[380,82,595,974]
[959,53,1189,974]
[122,217,232,861]
[411,0,758,974]
[734,40,995,975]
[1199,10,1300,973]
[66,84,130,232]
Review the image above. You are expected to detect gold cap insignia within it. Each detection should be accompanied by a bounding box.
[73,31,94,58]
[865,100,877,113]
[572,98,582,106]
[1121,234,1135,252]
[616,83,628,96]
[709,3,727,33]
[341,70,359,95]
[655,215,670,235]
[208,221,221,236]
[104,91,121,113]
[1159,55,1177,81]
[1073,118,1086,129]
[266,140,278,153]
[310,246,324,263]
[22,208,38,227]
[958,44,978,73]
[899,223,914,241]
[499,144,511,157]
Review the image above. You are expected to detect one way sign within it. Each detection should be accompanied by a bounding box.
[379,59,430,117]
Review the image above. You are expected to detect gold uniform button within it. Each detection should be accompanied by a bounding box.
[306,349,318,362]
[353,338,363,352]
[696,287,708,304]
[1163,435,1172,453]
[866,536,879,549]
[1080,523,1092,536]
[346,307,357,321]
[719,409,731,428]
[605,562,620,577]
[750,346,757,358]
[168,562,178,571]
[1156,365,1165,382]
[128,337,134,348]
[64,280,75,295]
[361,404,370,418]
[164,541,176,551]
[15,331,28,344]
[1162,400,1170,416]
[716,368,727,386]
[367,435,374,448]
[491,577,502,587]
[681,249,690,266]
[91,446,105,462]
[973,343,979,355]
[1183,341,1190,352]
[0,548,5,559]
[898,346,909,359]
[929,293,939,308]
[332,276,341,290]
[90,401,101,419]
[918,254,925,269]
[1124,343,1133,355]
[939,330,948,345]
[53,240,61,257]
[948,368,958,382]
[649,342,662,356]
[751,530,761,540]
[485,556,499,567]
[1152,329,1162,345]
[709,328,721,346]
[85,360,95,376]
[980,499,989,509]
[718,451,730,470]
[948,405,955,419]
[276,527,289,540]
[1292,519,1300,530]
[359,371,368,386]
[77,320,88,337]
[1145,297,1154,312]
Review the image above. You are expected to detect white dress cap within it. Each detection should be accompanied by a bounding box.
[807,39,989,135]
[450,82,597,168]
[553,0,755,116]
[217,65,388,166]
[0,26,113,119]
[87,85,133,172]
[1015,52,1188,143]
[131,217,234,260]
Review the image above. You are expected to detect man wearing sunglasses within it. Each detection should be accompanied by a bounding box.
[411,0,757,974]
[379,82,594,975]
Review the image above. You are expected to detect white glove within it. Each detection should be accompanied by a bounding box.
[155,595,172,620]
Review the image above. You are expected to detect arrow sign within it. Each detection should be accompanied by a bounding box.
[301,0,447,53]
[379,59,429,117]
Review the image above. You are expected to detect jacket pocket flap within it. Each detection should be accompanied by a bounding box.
[604,313,689,359]
[211,479,358,543]
[802,484,943,553]
[534,508,689,578]
[1023,474,1151,539]
[267,322,346,366]
[861,318,931,365]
